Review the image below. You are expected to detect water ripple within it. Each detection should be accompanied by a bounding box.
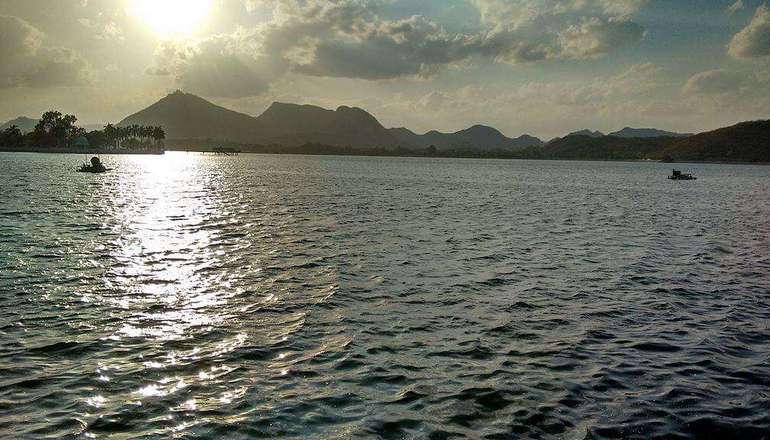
[0,153,769,438]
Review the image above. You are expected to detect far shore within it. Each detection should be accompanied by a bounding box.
[0,146,164,155]
[2,145,769,166]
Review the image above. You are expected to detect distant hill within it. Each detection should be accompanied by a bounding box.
[82,123,105,132]
[119,91,261,144]
[542,135,672,160]
[120,91,541,151]
[1,117,103,134]
[252,102,401,149]
[662,120,770,162]
[120,92,403,148]
[115,91,768,161]
[609,127,691,138]
[538,120,770,162]
[567,129,604,138]
[389,125,542,152]
[1,117,38,134]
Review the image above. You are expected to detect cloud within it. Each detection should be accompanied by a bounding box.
[291,14,480,79]
[682,69,749,95]
[558,17,645,60]
[472,0,646,62]
[729,5,770,59]
[148,34,284,97]
[728,0,744,14]
[0,15,91,88]
[281,0,646,73]
[78,18,124,41]
[157,0,647,96]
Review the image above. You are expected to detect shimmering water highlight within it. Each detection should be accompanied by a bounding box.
[1,152,769,438]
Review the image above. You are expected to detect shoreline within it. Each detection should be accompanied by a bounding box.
[2,147,768,165]
[0,146,164,155]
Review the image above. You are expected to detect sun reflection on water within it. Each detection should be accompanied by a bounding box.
[86,153,258,424]
[107,153,228,340]
[56,152,346,438]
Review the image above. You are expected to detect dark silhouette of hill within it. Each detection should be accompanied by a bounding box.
[662,120,770,162]
[118,91,261,143]
[609,127,691,138]
[389,125,543,151]
[567,129,604,138]
[120,91,541,151]
[542,135,673,160]
[115,91,768,162]
[252,102,401,148]
[541,120,769,162]
[0,117,39,134]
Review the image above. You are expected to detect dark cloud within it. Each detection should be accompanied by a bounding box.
[156,0,647,96]
[271,0,647,75]
[148,36,282,98]
[292,15,479,79]
[0,15,91,88]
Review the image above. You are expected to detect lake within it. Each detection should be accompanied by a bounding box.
[1,152,769,438]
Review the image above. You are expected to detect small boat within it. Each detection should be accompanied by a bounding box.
[668,169,696,180]
[77,157,111,174]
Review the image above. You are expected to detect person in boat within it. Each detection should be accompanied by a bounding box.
[79,156,107,173]
[90,157,106,172]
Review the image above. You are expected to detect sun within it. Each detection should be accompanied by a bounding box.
[128,0,213,38]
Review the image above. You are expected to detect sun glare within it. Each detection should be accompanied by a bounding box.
[128,0,212,38]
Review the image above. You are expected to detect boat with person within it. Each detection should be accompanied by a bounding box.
[77,156,111,174]
[668,169,696,180]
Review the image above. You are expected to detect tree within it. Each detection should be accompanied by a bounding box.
[32,111,80,147]
[103,124,118,148]
[151,126,165,146]
[86,130,107,148]
[0,125,24,148]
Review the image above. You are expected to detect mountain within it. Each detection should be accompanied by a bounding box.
[609,127,691,138]
[388,125,542,152]
[541,135,671,160]
[120,91,400,148]
[119,91,541,151]
[537,120,770,162]
[252,102,401,148]
[1,117,38,134]
[119,91,262,143]
[83,123,106,132]
[567,129,604,138]
[662,120,770,162]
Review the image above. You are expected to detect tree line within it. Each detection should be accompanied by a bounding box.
[0,110,165,150]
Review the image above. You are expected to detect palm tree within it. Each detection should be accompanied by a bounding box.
[152,126,166,146]
[117,126,128,149]
[131,124,141,141]
[103,124,118,148]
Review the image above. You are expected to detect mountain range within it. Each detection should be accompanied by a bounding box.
[117,91,544,152]
[1,92,697,151]
[566,127,691,139]
[608,127,692,138]
[541,121,769,162]
[2,91,767,162]
[567,129,605,138]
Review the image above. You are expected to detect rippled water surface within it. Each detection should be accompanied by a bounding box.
[1,152,769,439]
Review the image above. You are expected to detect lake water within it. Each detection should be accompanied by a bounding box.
[1,152,769,439]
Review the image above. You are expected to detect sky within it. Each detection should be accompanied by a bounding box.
[0,0,768,139]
